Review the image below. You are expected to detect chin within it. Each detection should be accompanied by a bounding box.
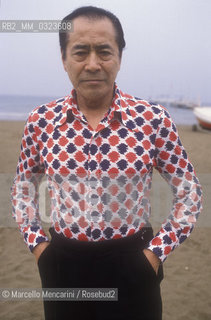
[83,88,108,100]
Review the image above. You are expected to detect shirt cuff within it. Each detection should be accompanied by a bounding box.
[146,235,173,263]
[23,226,49,252]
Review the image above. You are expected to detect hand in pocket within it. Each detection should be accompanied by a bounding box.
[142,249,160,275]
[33,241,50,263]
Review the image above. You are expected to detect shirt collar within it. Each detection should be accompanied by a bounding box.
[56,83,139,132]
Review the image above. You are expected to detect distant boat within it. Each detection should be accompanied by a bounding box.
[170,100,198,109]
[193,107,211,130]
[150,98,198,109]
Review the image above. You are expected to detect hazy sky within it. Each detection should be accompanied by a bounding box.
[0,0,211,103]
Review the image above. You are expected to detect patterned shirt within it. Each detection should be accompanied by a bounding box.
[11,84,202,262]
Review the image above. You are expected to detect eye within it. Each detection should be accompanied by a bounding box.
[99,51,112,60]
[101,51,110,55]
[73,51,88,61]
[75,51,87,56]
[101,50,111,55]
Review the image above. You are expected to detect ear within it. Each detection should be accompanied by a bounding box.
[118,58,122,71]
[117,55,122,72]
[61,49,67,72]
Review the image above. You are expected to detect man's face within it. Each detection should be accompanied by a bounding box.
[62,16,121,105]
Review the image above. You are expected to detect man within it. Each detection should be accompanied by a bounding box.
[11,6,202,320]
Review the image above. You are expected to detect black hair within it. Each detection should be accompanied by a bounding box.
[59,6,126,60]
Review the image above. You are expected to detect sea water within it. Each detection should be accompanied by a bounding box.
[0,95,57,121]
[0,94,207,125]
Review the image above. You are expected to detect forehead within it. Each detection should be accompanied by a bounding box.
[67,16,118,47]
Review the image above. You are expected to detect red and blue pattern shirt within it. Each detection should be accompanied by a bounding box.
[11,84,202,262]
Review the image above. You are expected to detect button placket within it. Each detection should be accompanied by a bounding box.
[88,133,103,233]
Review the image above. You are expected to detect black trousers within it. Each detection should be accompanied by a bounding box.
[38,227,163,320]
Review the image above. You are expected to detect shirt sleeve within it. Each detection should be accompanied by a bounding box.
[11,113,49,252]
[146,107,203,263]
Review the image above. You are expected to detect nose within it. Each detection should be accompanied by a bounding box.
[84,52,101,72]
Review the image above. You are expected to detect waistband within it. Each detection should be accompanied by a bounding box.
[49,226,154,253]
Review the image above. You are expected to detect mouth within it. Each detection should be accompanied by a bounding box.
[80,79,104,83]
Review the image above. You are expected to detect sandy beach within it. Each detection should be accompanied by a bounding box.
[0,121,210,320]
